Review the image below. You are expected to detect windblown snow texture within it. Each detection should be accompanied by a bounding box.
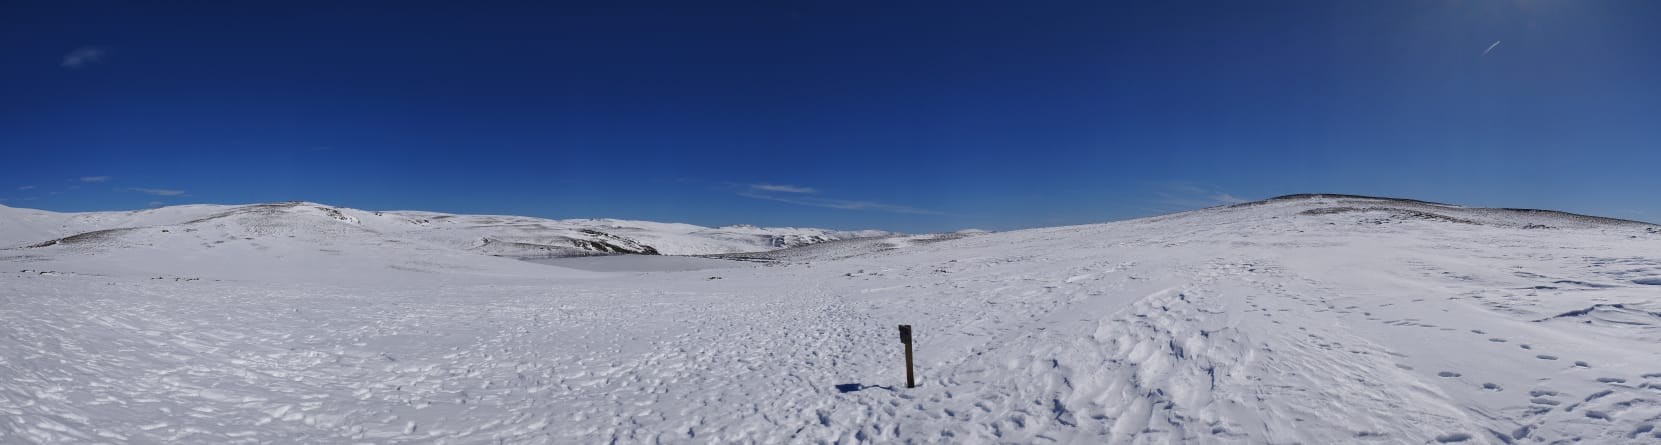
[3,195,1660,443]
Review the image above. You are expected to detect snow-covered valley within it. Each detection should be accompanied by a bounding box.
[4,195,1661,444]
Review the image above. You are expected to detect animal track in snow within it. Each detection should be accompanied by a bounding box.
[1536,355,1558,360]
[1585,389,1614,402]
[1434,432,1472,442]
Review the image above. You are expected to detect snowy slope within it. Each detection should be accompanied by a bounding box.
[3,202,595,285]
[4,195,1661,444]
[0,204,234,250]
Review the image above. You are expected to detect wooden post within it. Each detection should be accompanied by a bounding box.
[898,324,915,388]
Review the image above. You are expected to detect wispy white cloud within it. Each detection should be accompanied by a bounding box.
[1210,192,1247,204]
[62,46,106,68]
[1482,40,1502,57]
[749,184,817,194]
[1149,181,1249,210]
[80,176,111,183]
[17,185,34,191]
[735,183,940,215]
[147,201,165,208]
[129,188,186,196]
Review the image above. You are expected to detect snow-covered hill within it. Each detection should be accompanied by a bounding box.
[4,194,1661,444]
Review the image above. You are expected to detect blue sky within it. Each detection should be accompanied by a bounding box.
[3,1,1658,232]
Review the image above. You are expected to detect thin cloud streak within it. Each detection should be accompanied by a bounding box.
[1210,192,1247,204]
[1148,181,1248,211]
[80,176,111,183]
[749,184,817,194]
[1482,40,1502,57]
[737,190,941,215]
[17,185,34,190]
[130,188,187,196]
[62,46,106,68]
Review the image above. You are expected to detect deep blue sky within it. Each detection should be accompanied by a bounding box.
[4,1,1658,232]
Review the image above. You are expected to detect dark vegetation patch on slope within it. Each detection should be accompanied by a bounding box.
[698,235,903,263]
[1486,208,1656,228]
[1298,207,1480,225]
[182,201,311,225]
[1236,193,1461,208]
[1233,194,1659,229]
[25,228,137,248]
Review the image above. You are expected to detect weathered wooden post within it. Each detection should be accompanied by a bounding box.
[898,324,915,388]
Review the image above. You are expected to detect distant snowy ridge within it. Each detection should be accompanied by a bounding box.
[1225,194,1660,229]
[0,201,892,257]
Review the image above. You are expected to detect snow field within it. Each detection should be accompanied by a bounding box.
[3,195,1661,443]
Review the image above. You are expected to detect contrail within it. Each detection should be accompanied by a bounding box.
[1482,40,1502,56]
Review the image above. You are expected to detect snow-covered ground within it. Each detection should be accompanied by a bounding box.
[4,195,1661,444]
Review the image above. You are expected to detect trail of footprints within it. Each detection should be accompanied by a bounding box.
[1207,266,1661,442]
[1366,309,1641,391]
[1368,306,1661,442]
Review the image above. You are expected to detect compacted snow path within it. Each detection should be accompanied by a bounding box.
[4,196,1661,443]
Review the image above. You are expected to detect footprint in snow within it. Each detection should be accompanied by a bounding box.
[1434,432,1473,443]
[1438,371,1461,378]
[1482,383,1503,391]
[1597,377,1627,384]
[1574,361,1591,368]
[1633,424,1657,438]
[1471,329,1485,334]
[1537,355,1559,360]
[1488,338,1507,343]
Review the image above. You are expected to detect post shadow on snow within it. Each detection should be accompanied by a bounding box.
[835,383,898,393]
